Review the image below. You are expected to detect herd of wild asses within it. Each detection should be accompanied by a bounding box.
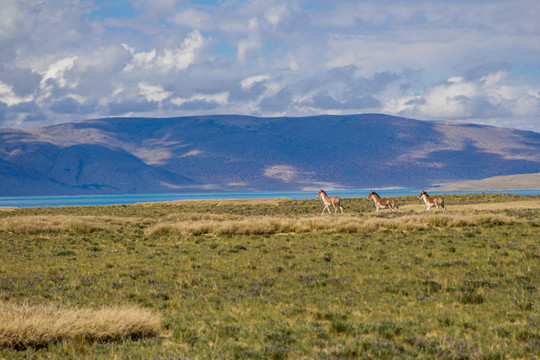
[317,189,446,214]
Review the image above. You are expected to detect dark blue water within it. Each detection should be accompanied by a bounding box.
[1,189,539,208]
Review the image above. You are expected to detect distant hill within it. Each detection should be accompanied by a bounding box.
[1,114,539,196]
[432,172,540,191]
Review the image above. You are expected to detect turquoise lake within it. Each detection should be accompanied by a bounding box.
[1,189,539,208]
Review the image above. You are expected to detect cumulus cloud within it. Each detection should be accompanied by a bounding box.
[123,30,206,72]
[385,71,540,125]
[40,56,78,90]
[241,74,271,89]
[0,0,538,132]
[138,83,172,102]
[0,81,33,106]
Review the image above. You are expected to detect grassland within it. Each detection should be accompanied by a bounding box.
[0,193,538,359]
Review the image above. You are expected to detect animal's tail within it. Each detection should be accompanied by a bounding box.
[438,198,446,210]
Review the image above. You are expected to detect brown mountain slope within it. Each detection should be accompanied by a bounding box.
[432,172,540,191]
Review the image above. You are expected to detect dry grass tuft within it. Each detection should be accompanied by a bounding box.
[141,197,294,207]
[0,300,161,349]
[145,213,517,236]
[0,215,134,234]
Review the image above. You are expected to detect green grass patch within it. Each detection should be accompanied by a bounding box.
[0,194,538,358]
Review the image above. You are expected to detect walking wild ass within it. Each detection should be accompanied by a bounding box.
[317,189,343,214]
[367,191,397,212]
[417,190,446,211]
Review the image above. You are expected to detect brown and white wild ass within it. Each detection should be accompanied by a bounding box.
[317,189,343,214]
[417,190,446,211]
[367,191,397,212]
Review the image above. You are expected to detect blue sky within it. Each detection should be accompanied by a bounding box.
[1,0,539,132]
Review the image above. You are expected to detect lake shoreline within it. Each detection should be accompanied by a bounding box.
[1,188,540,208]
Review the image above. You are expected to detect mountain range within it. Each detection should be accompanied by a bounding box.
[1,114,539,196]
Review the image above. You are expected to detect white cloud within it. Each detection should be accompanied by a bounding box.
[157,30,205,71]
[122,45,156,71]
[138,83,172,102]
[241,74,271,89]
[1,0,539,133]
[171,92,229,106]
[123,30,206,72]
[384,71,540,125]
[40,56,78,89]
[513,91,540,116]
[419,78,479,118]
[0,81,33,106]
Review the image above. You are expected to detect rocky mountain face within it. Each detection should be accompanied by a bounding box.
[1,114,539,196]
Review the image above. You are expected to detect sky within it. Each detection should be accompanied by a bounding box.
[1,0,539,132]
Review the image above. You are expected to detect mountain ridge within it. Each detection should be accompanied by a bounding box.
[1,114,539,196]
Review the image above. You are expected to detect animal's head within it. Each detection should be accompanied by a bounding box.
[417,190,428,199]
[317,189,325,198]
[367,190,376,199]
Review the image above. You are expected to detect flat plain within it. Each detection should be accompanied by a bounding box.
[0,193,539,359]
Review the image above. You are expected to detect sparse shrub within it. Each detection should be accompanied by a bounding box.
[376,321,402,340]
[421,280,443,296]
[330,320,352,334]
[459,292,485,305]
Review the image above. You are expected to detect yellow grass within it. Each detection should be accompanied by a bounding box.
[140,197,294,207]
[0,301,161,348]
[400,200,540,212]
[0,215,137,234]
[145,212,517,236]
[450,200,540,210]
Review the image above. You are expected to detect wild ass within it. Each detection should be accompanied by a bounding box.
[367,191,397,212]
[417,190,446,211]
[317,189,343,214]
